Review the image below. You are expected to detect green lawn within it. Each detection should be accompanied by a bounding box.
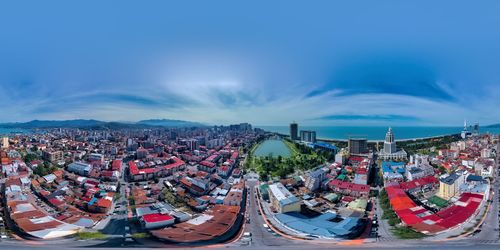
[131,232,150,239]
[428,195,448,208]
[75,231,107,240]
[391,226,427,239]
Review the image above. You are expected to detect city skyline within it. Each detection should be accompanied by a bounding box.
[1,1,500,126]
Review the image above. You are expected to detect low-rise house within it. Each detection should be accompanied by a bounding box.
[67,162,92,176]
[328,179,370,197]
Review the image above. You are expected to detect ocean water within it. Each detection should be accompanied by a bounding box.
[0,128,29,136]
[257,126,500,141]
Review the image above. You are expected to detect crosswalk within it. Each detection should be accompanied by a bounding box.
[471,239,500,244]
[376,236,397,242]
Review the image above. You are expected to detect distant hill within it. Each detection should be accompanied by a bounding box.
[137,119,207,128]
[0,119,105,129]
[0,119,207,129]
[484,124,500,128]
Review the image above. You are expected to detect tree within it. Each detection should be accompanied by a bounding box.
[438,165,447,174]
[23,153,38,163]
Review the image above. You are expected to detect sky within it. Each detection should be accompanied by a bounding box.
[1,1,500,126]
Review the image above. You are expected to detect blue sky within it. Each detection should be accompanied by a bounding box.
[1,1,499,126]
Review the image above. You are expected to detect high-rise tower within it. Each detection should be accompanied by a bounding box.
[290,122,298,140]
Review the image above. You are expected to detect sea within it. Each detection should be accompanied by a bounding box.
[0,128,30,136]
[257,126,500,141]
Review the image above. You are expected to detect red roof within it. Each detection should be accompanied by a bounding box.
[385,186,484,233]
[163,157,185,170]
[200,161,216,168]
[349,156,364,163]
[102,170,115,177]
[328,179,370,193]
[143,213,174,223]
[111,160,122,171]
[48,198,65,207]
[205,154,219,162]
[399,176,438,191]
[129,161,157,175]
[97,198,112,208]
[230,152,239,160]
[356,168,367,174]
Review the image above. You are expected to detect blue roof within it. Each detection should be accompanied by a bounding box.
[396,167,406,174]
[275,212,361,237]
[382,165,394,173]
[381,161,405,167]
[311,142,337,150]
[466,175,484,182]
[279,196,300,206]
[88,197,98,205]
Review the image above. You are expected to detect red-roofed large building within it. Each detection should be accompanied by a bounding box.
[199,161,217,173]
[141,213,175,229]
[111,159,122,171]
[328,179,370,197]
[385,185,485,235]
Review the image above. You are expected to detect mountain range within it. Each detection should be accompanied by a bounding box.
[484,124,500,128]
[0,119,207,129]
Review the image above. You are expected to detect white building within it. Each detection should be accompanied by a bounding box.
[88,153,104,162]
[1,137,9,148]
[67,162,92,176]
[305,167,327,191]
[378,127,407,161]
[268,183,300,213]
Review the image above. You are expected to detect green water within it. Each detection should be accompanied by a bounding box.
[254,139,291,157]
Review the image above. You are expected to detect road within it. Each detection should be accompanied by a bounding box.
[232,173,293,247]
[472,146,500,243]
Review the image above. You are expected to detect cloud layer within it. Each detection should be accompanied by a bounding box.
[0,1,499,126]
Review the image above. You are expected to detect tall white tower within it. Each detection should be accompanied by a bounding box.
[383,127,397,154]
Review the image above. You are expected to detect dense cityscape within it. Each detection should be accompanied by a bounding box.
[0,121,497,249]
[2,2,500,249]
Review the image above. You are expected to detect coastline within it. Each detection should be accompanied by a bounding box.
[267,131,461,143]
[318,133,461,143]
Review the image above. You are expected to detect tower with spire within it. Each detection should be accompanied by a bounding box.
[461,119,471,139]
[383,127,396,154]
[379,127,407,160]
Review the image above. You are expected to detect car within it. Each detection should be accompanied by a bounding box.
[263,224,269,228]
[243,232,252,237]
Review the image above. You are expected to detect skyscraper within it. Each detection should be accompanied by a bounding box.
[379,127,407,160]
[472,122,479,136]
[383,127,396,154]
[348,138,368,155]
[300,130,317,143]
[461,119,472,139]
[290,122,298,140]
